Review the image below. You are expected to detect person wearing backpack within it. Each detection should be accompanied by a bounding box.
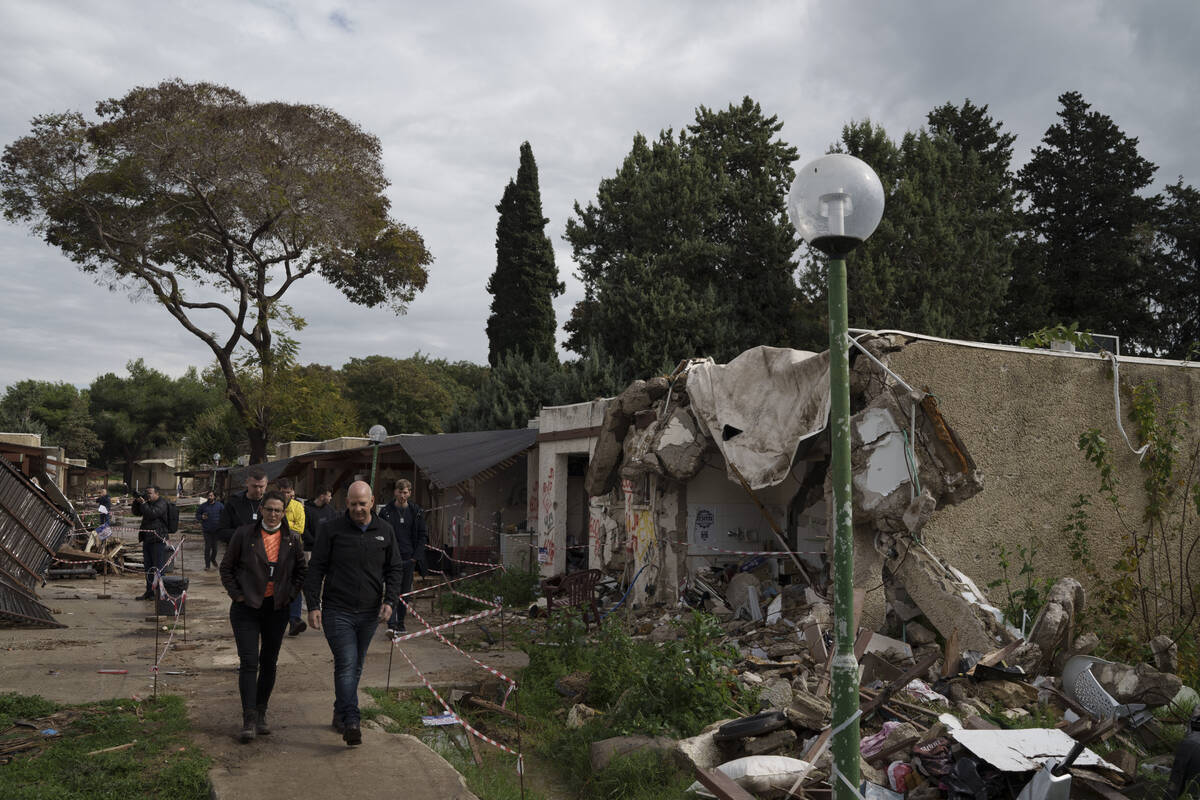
[131,485,170,600]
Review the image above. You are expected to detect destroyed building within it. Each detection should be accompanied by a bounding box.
[527,332,1200,650]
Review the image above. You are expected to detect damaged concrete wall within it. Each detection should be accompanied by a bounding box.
[886,336,1200,604]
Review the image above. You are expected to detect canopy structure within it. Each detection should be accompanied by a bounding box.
[398,429,537,489]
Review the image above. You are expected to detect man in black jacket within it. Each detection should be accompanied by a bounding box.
[378,478,427,633]
[302,485,337,552]
[131,486,169,600]
[304,480,402,747]
[217,467,268,546]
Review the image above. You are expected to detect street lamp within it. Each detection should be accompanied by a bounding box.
[367,424,388,503]
[211,453,220,492]
[788,153,884,800]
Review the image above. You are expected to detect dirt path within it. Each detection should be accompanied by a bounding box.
[0,534,532,799]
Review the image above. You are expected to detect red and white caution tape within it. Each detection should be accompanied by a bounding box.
[392,643,523,770]
[397,597,516,704]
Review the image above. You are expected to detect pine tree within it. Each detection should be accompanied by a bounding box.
[1013,91,1160,351]
[798,104,1020,343]
[486,142,563,366]
[1154,179,1200,357]
[565,98,799,379]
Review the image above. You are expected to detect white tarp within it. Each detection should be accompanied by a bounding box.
[950,728,1120,773]
[686,346,830,489]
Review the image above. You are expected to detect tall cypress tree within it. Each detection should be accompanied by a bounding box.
[486,142,563,366]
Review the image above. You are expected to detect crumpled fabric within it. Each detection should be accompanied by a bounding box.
[860,721,904,758]
[686,346,830,489]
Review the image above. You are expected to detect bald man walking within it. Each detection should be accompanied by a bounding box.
[303,481,402,746]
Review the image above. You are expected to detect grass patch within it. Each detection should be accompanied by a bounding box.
[0,693,210,800]
[438,568,540,615]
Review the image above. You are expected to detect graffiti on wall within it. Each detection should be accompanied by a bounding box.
[539,467,555,564]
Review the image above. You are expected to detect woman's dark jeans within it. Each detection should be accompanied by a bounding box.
[229,600,290,712]
[321,608,378,726]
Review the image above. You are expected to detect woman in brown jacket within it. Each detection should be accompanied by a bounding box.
[219,490,306,742]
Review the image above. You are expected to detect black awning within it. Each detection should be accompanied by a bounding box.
[399,429,537,489]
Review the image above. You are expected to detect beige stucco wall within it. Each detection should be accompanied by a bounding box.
[888,338,1200,604]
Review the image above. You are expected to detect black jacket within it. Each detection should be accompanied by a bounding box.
[216,490,262,544]
[132,496,169,543]
[303,512,403,613]
[219,520,306,610]
[378,500,428,568]
[302,498,338,552]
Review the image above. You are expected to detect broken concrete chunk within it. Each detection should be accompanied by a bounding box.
[654,405,708,481]
[1071,632,1100,657]
[1091,660,1182,706]
[1026,578,1084,674]
[757,677,794,710]
[742,728,798,757]
[566,703,601,728]
[905,622,936,646]
[1149,634,1178,674]
[675,726,728,770]
[725,572,761,614]
[589,735,677,772]
[785,693,831,731]
[885,541,1012,653]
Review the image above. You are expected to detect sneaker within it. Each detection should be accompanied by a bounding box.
[288,619,307,637]
[343,723,362,746]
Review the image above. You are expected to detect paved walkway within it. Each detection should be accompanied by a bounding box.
[3,531,530,800]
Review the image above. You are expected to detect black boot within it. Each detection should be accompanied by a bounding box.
[239,710,256,743]
[255,706,271,736]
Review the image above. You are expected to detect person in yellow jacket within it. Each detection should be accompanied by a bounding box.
[277,479,307,636]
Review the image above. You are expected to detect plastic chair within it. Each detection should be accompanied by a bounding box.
[541,569,601,629]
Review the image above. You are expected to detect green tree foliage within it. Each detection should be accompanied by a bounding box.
[1154,179,1200,358]
[799,101,1020,343]
[565,97,799,379]
[341,354,487,434]
[1011,91,1160,350]
[0,380,101,458]
[448,349,624,432]
[1,79,433,463]
[89,360,213,486]
[486,142,563,366]
[182,403,241,469]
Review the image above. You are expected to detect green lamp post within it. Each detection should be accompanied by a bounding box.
[788,153,884,800]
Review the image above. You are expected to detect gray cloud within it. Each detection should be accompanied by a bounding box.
[2,0,1197,390]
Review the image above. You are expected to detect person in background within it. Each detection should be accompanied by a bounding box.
[196,490,225,570]
[217,467,268,546]
[304,480,402,747]
[378,478,427,634]
[219,490,306,743]
[303,485,337,551]
[96,489,112,528]
[276,478,307,636]
[131,485,169,600]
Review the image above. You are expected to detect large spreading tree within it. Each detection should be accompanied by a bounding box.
[1,80,433,463]
[486,142,562,366]
[1011,91,1159,350]
[565,97,799,380]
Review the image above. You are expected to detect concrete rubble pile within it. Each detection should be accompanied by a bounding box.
[556,341,1197,797]
[579,577,1194,799]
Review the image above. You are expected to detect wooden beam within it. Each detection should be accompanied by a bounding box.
[693,767,756,800]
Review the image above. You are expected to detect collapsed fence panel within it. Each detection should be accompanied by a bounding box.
[0,455,74,628]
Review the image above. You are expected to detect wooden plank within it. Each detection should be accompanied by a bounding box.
[860,649,940,718]
[941,629,961,678]
[974,638,1024,670]
[693,766,757,800]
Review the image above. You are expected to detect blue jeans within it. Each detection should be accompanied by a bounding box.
[321,608,378,726]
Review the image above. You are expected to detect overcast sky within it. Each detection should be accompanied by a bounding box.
[2,0,1197,392]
